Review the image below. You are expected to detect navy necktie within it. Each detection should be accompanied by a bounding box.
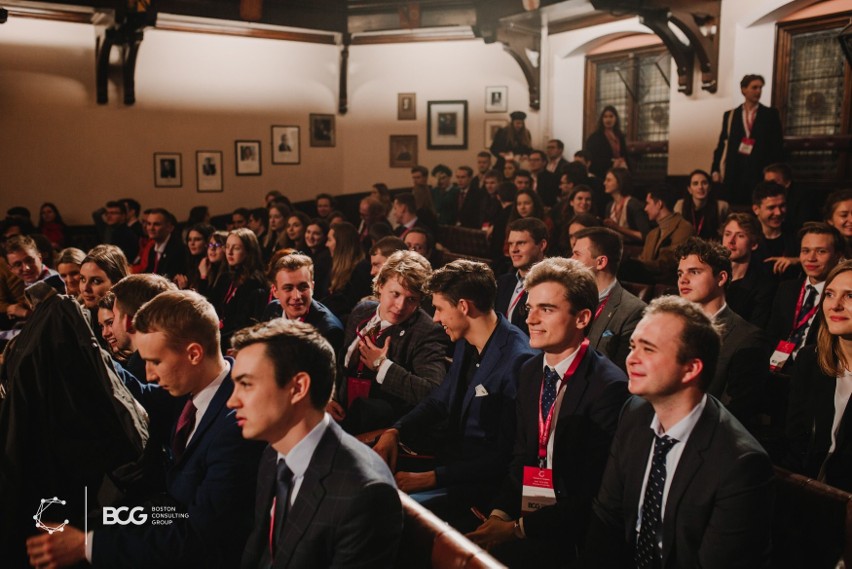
[635,434,678,569]
[789,285,818,349]
[273,458,292,550]
[541,367,561,418]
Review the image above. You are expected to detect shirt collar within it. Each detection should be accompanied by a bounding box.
[807,280,826,295]
[599,280,617,300]
[711,302,728,320]
[542,343,584,378]
[650,394,707,443]
[277,413,331,479]
[371,306,393,331]
[153,232,172,254]
[190,360,230,423]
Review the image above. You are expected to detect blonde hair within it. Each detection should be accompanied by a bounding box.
[817,260,852,376]
[373,250,431,297]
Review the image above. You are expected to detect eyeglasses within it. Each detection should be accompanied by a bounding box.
[208,243,223,249]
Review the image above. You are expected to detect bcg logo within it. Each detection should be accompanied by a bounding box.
[102,506,148,525]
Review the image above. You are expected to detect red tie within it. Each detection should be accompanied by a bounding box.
[172,399,196,460]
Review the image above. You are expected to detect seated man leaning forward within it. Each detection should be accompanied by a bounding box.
[228,319,403,568]
[373,260,538,525]
[330,250,450,434]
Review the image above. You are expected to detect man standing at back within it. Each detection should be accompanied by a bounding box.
[228,319,402,568]
[586,296,773,568]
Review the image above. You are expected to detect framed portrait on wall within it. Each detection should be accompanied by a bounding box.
[271,125,300,164]
[196,151,223,192]
[153,152,182,188]
[398,93,416,120]
[427,100,468,150]
[485,86,508,113]
[235,140,261,176]
[484,119,508,149]
[309,114,335,147]
[389,135,417,168]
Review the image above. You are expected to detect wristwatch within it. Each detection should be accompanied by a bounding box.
[373,355,387,369]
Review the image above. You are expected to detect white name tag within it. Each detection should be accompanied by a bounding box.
[522,466,556,515]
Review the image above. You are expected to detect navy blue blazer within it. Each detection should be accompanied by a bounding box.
[395,315,537,506]
[93,363,265,568]
[262,299,344,353]
[495,272,529,336]
[494,349,629,544]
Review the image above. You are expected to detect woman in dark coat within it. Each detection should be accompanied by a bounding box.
[584,105,630,179]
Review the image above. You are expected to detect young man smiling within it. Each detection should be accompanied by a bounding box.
[495,217,549,336]
[468,258,628,567]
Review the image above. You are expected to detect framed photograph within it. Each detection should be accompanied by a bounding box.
[271,125,300,165]
[196,151,223,192]
[427,100,468,150]
[310,114,335,147]
[235,140,261,176]
[398,93,416,120]
[485,86,508,113]
[485,119,508,149]
[153,152,182,188]
[389,135,417,168]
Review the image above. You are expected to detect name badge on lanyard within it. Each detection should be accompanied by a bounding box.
[521,340,590,515]
[739,107,756,155]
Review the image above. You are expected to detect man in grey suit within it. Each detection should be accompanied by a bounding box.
[571,227,645,371]
[329,250,450,434]
[229,319,402,569]
[585,296,773,568]
[675,238,769,430]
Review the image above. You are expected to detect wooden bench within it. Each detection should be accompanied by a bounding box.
[773,466,852,568]
[396,491,506,569]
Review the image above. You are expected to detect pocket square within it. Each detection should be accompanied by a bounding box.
[475,384,488,397]
[602,330,614,338]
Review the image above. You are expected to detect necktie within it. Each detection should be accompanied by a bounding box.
[541,367,561,418]
[147,245,159,274]
[789,285,818,349]
[635,434,678,569]
[271,458,293,554]
[172,399,197,461]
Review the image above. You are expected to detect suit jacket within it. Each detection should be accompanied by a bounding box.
[212,274,269,351]
[586,282,646,372]
[94,367,265,568]
[494,349,629,549]
[587,396,774,568]
[766,278,820,360]
[132,232,187,278]
[241,421,402,569]
[432,185,460,226]
[457,186,486,229]
[785,346,852,491]
[727,261,777,329]
[337,301,450,426]
[639,213,694,275]
[533,169,560,208]
[395,315,537,507]
[711,306,770,429]
[262,299,344,353]
[495,271,529,336]
[711,104,784,204]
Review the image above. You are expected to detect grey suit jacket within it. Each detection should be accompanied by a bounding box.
[586,282,646,371]
[711,306,770,428]
[241,420,402,569]
[587,396,774,568]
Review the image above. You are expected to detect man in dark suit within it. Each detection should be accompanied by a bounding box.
[131,208,187,278]
[467,258,629,566]
[263,253,344,353]
[711,73,783,206]
[585,295,774,568]
[228,319,402,569]
[545,139,570,176]
[528,150,560,207]
[495,217,549,336]
[26,290,264,568]
[373,260,537,521]
[723,213,777,329]
[675,238,770,429]
[329,250,450,434]
[767,223,844,372]
[455,165,486,229]
[572,227,646,371]
[391,192,428,238]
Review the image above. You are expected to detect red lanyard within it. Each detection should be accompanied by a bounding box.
[694,211,705,236]
[538,339,589,466]
[508,286,525,317]
[594,294,611,320]
[223,281,238,305]
[792,280,819,332]
[743,106,756,138]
